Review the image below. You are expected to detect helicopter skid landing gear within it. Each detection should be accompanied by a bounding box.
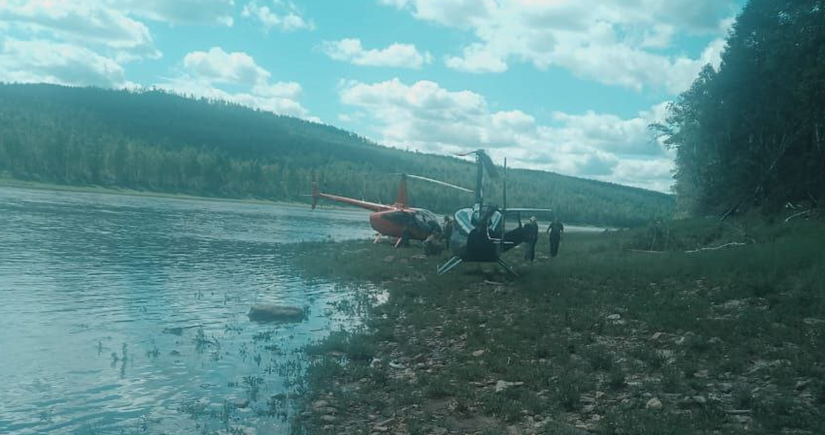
[437,256,463,275]
[497,259,518,278]
[438,256,518,277]
[373,233,382,244]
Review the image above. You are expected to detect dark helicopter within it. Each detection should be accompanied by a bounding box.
[438,150,552,277]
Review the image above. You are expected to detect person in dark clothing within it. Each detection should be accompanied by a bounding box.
[546,217,564,257]
[423,233,443,256]
[523,216,539,261]
[398,227,411,247]
[442,215,454,249]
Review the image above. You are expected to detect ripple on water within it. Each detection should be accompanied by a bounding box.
[0,186,379,435]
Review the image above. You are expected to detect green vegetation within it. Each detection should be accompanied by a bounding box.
[292,217,825,434]
[655,0,825,216]
[0,83,672,226]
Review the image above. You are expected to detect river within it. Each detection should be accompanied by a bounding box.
[0,187,378,435]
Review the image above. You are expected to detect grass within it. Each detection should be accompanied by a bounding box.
[291,216,825,434]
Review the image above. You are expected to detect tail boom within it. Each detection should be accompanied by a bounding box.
[310,182,392,212]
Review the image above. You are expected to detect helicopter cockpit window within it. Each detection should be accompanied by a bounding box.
[454,208,474,235]
[488,211,502,233]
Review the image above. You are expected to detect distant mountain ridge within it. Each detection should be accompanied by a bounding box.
[0,83,673,226]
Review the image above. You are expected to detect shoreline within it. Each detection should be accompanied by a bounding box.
[290,218,825,434]
[0,178,331,210]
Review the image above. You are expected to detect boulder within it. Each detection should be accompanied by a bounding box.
[495,380,524,393]
[248,304,304,322]
[646,397,663,410]
[311,400,330,410]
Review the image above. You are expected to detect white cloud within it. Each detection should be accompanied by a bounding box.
[550,111,654,155]
[0,38,130,88]
[399,0,496,28]
[444,43,507,73]
[182,47,271,86]
[161,47,314,121]
[120,0,235,26]
[320,39,432,69]
[0,0,237,66]
[0,0,159,59]
[339,78,674,191]
[242,0,314,32]
[377,0,410,7]
[492,110,536,133]
[340,78,491,148]
[252,81,302,100]
[379,0,738,94]
[698,37,727,70]
[639,24,676,49]
[160,78,312,120]
[609,158,675,192]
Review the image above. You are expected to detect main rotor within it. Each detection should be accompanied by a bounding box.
[457,149,498,207]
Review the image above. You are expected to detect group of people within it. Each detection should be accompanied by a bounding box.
[522,216,564,262]
[422,213,564,261]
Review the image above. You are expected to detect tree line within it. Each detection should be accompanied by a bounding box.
[655,0,825,216]
[0,83,673,227]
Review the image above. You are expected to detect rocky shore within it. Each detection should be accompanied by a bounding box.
[292,219,825,435]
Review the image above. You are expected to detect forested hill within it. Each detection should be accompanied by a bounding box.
[0,83,673,226]
[657,0,824,216]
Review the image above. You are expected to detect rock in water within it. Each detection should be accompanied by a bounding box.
[248,304,304,322]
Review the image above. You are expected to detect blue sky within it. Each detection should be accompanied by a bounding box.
[0,0,746,192]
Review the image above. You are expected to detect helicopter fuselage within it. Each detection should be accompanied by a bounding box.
[369,207,441,240]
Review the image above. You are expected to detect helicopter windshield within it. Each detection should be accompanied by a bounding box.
[454,207,502,235]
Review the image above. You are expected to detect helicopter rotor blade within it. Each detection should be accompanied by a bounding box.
[405,174,474,193]
[504,208,554,214]
[476,150,499,179]
[456,149,500,179]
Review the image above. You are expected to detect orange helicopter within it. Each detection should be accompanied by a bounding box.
[311,173,471,247]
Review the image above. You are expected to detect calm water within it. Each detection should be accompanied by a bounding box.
[0,187,378,435]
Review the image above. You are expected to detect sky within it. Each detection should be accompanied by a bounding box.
[0,0,747,192]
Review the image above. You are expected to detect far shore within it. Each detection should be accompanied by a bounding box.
[0,178,333,210]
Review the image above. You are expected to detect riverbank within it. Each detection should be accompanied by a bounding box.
[291,217,825,434]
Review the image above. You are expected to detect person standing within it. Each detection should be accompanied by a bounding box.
[546,217,564,258]
[523,216,539,261]
[442,215,454,249]
[397,227,411,247]
[423,233,443,256]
